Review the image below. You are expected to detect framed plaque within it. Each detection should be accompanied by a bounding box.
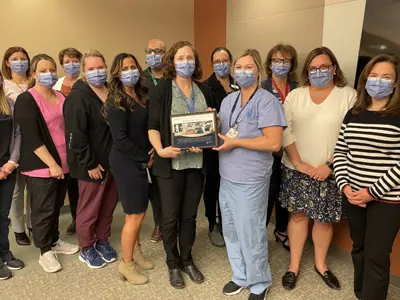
[170,111,218,149]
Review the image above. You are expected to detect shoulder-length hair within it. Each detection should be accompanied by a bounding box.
[0,72,10,115]
[353,53,400,115]
[264,43,298,82]
[27,54,57,89]
[105,53,148,113]
[301,46,347,87]
[1,46,31,80]
[234,48,263,87]
[163,41,202,80]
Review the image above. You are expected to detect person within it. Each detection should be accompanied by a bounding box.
[1,46,31,246]
[148,41,214,289]
[53,47,83,235]
[279,47,356,290]
[334,53,400,300]
[203,47,238,248]
[105,53,154,285]
[0,72,24,280]
[143,38,167,243]
[14,54,79,273]
[63,50,118,269]
[261,43,298,251]
[214,49,286,300]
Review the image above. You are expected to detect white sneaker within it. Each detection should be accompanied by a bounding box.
[52,239,79,255]
[39,251,62,273]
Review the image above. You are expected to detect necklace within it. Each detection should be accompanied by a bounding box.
[12,79,27,92]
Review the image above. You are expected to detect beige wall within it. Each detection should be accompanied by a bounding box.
[1,0,194,75]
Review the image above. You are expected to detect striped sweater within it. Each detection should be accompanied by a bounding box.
[333,108,400,203]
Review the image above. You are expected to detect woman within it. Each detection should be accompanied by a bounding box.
[279,47,356,290]
[334,54,400,300]
[105,53,154,284]
[1,46,31,246]
[261,43,298,251]
[53,48,82,236]
[148,41,214,289]
[14,54,79,273]
[63,50,118,269]
[0,72,24,280]
[214,49,286,300]
[203,47,238,248]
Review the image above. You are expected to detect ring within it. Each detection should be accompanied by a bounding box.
[308,170,311,173]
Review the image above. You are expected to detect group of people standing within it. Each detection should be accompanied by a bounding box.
[0,39,399,300]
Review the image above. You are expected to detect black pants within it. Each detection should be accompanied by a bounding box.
[203,163,221,228]
[0,172,16,265]
[344,198,400,300]
[67,178,79,219]
[27,175,70,251]
[266,156,289,232]
[157,169,204,269]
[149,172,162,226]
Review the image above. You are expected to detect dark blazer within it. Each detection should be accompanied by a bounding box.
[203,73,236,112]
[148,78,214,178]
[261,78,297,95]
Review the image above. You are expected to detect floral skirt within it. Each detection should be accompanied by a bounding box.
[279,166,344,223]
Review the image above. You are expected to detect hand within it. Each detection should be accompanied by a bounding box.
[148,149,155,168]
[342,185,355,199]
[88,164,104,180]
[206,107,216,113]
[1,162,15,176]
[212,133,237,152]
[158,146,181,158]
[348,188,375,207]
[188,147,202,153]
[50,164,64,180]
[312,164,332,181]
[0,170,5,180]
[295,161,317,177]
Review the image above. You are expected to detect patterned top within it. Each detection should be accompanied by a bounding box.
[171,81,207,170]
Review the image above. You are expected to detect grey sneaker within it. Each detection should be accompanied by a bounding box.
[39,251,62,273]
[208,224,225,247]
[52,239,79,255]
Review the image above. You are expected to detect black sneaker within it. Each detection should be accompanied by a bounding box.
[248,287,269,300]
[223,281,244,296]
[0,264,13,280]
[5,257,25,270]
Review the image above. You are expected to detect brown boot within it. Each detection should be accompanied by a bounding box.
[118,260,148,285]
[134,244,154,270]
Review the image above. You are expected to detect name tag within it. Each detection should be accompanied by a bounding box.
[226,127,239,139]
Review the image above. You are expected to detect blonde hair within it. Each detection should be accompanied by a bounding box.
[0,75,10,115]
[27,54,57,89]
[80,49,107,83]
[233,49,263,87]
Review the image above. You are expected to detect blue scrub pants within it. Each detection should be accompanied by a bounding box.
[219,177,272,294]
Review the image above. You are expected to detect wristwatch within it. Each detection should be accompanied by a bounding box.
[8,160,19,169]
[326,161,334,171]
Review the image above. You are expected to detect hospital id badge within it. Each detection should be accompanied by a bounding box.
[226,125,239,139]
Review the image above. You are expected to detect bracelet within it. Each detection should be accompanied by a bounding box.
[7,160,19,168]
[326,161,334,171]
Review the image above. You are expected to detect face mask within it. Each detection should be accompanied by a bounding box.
[365,77,394,99]
[234,70,256,88]
[10,60,29,75]
[271,64,291,78]
[175,61,195,78]
[146,53,163,69]
[86,69,107,87]
[308,70,333,88]
[214,63,230,78]
[120,69,140,87]
[64,63,80,77]
[38,72,58,88]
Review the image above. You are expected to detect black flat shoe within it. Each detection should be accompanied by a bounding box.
[182,265,204,284]
[314,266,340,290]
[169,268,185,289]
[14,232,30,246]
[274,229,290,252]
[66,219,76,235]
[282,271,298,290]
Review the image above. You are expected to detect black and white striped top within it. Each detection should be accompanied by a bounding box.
[333,108,400,203]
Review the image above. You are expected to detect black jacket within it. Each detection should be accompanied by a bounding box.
[203,73,236,112]
[148,78,215,178]
[63,79,112,182]
[14,91,62,172]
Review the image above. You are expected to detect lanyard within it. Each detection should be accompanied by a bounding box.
[173,79,195,113]
[12,79,25,92]
[147,69,158,86]
[229,89,258,128]
[272,78,290,103]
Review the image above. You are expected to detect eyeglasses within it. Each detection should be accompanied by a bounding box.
[308,65,333,74]
[272,58,291,66]
[145,48,165,55]
[213,59,230,65]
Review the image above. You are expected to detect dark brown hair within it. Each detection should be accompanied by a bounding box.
[58,48,83,65]
[1,46,30,79]
[264,43,298,82]
[301,46,347,87]
[210,47,233,64]
[163,41,202,80]
[27,54,57,89]
[353,54,400,115]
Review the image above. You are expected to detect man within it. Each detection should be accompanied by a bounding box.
[143,39,166,243]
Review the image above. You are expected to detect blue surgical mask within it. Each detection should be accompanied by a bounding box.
[365,77,394,99]
[86,69,107,87]
[308,70,333,88]
[271,64,291,78]
[146,53,163,69]
[38,72,58,89]
[10,60,29,75]
[120,69,140,87]
[214,63,230,78]
[175,61,195,78]
[234,70,256,88]
[64,63,80,77]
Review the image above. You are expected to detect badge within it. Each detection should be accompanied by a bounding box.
[226,127,239,139]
